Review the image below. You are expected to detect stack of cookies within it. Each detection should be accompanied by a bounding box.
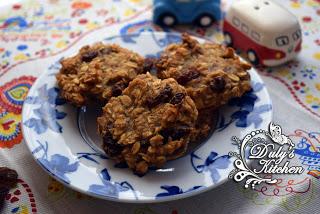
[56,33,252,175]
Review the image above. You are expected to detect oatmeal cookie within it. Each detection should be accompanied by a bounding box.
[56,43,145,106]
[97,73,198,175]
[156,33,252,110]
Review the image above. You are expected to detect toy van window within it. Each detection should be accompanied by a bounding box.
[241,23,249,34]
[292,30,301,41]
[251,31,260,42]
[232,17,240,27]
[276,36,289,47]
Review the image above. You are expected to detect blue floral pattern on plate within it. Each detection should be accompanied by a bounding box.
[191,151,231,183]
[76,152,108,164]
[156,185,203,198]
[24,84,66,134]
[88,168,137,199]
[22,32,273,202]
[31,140,79,184]
[40,154,79,184]
[217,82,272,131]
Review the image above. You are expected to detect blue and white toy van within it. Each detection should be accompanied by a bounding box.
[153,0,221,27]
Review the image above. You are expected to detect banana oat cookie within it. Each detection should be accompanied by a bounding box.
[56,43,145,106]
[97,73,198,175]
[156,33,252,110]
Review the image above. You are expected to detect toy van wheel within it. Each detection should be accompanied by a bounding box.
[223,32,233,47]
[158,13,177,27]
[196,14,214,27]
[247,49,259,65]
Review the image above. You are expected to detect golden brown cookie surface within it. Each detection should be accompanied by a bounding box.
[156,33,252,110]
[97,73,198,175]
[56,43,145,106]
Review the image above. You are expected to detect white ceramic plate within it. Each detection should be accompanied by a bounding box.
[22,32,272,203]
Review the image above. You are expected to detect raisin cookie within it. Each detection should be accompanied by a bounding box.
[156,33,252,110]
[97,73,198,174]
[56,43,145,106]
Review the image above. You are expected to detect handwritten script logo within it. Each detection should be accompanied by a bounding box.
[229,122,304,189]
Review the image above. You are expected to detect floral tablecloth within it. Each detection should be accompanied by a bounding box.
[0,0,319,213]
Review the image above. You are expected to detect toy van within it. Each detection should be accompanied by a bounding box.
[153,0,221,27]
[223,0,302,66]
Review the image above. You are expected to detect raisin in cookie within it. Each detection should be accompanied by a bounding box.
[190,108,218,144]
[97,73,198,174]
[56,43,145,106]
[156,33,252,110]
